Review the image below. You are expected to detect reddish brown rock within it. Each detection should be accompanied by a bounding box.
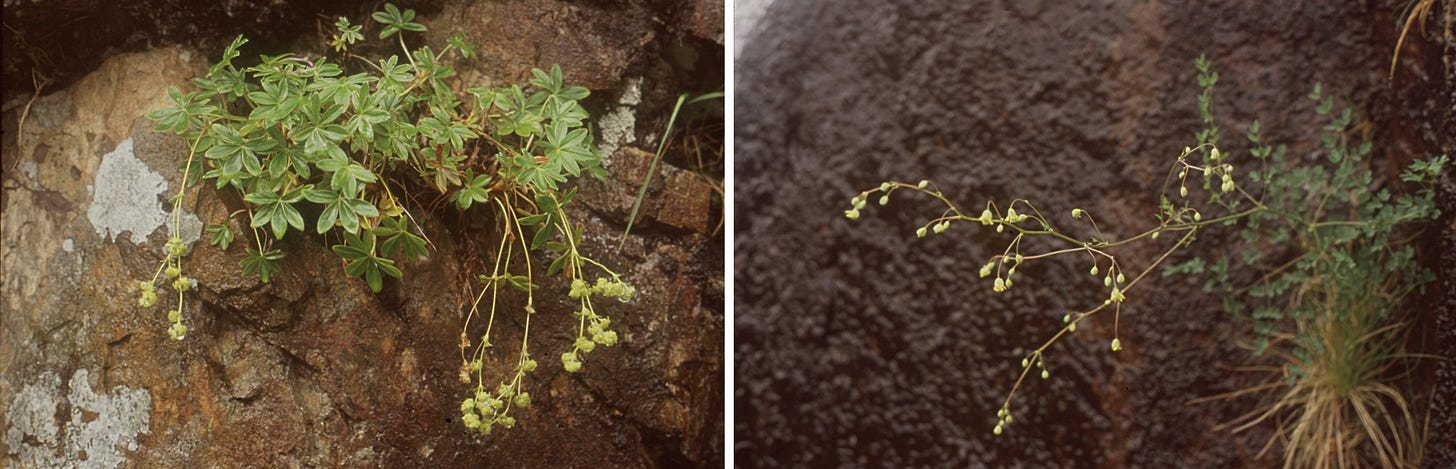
[2,3,723,466]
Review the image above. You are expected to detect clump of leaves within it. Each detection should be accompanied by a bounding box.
[845,54,1444,464]
[1180,81,1443,468]
[145,3,633,436]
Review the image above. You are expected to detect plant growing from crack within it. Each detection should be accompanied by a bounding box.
[847,55,1444,465]
[143,3,635,436]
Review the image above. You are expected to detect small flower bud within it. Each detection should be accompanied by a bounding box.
[1179,186,1188,198]
[994,424,1003,435]
[917,180,928,188]
[1067,322,1076,332]
[1193,212,1202,222]
[878,195,890,206]
[1071,208,1084,219]
[880,182,892,191]
[1040,369,1049,379]
[933,222,948,234]
[1021,358,1029,368]
[1116,273,1125,284]
[562,352,581,373]
[845,209,860,220]
[916,227,927,238]
[996,224,1004,233]
[1063,314,1071,323]
[1090,265,1099,276]
[1111,338,1123,351]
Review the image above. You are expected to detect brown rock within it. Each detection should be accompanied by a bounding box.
[2,7,722,466]
[429,1,656,90]
[581,146,716,234]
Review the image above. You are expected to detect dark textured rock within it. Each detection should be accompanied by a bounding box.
[0,0,361,104]
[735,1,1450,466]
[2,1,723,466]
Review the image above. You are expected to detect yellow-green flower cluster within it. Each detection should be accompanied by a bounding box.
[459,355,536,436]
[139,236,195,340]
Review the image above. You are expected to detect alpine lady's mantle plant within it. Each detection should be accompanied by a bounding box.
[847,55,1443,465]
[143,3,635,436]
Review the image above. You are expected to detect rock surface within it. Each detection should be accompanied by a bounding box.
[2,1,723,467]
[735,1,1450,466]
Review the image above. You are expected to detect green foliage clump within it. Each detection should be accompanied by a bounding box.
[845,54,1444,463]
[142,3,633,436]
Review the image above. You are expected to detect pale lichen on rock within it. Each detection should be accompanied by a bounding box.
[84,138,168,245]
[3,370,152,468]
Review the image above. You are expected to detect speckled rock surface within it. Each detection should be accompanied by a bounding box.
[734,1,1450,466]
[2,1,723,466]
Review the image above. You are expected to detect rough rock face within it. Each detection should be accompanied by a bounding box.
[3,2,723,467]
[735,1,1449,467]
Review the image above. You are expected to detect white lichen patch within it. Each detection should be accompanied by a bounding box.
[4,369,152,468]
[85,138,168,245]
[597,78,642,160]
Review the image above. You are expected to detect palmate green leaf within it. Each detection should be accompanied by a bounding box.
[305,187,377,234]
[206,223,235,251]
[245,185,308,239]
[448,32,476,59]
[452,173,492,210]
[331,232,401,293]
[332,17,364,52]
[376,216,428,259]
[240,247,285,283]
[373,3,425,39]
[530,66,564,94]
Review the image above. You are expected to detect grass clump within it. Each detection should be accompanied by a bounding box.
[143,3,634,436]
[845,55,1444,466]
